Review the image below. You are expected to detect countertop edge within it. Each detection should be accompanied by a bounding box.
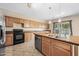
[34,33,79,46]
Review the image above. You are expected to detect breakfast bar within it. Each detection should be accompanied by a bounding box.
[34,33,79,56]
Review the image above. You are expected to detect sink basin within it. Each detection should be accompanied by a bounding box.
[47,34,67,39]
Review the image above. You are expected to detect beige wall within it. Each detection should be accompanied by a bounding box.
[49,14,79,36]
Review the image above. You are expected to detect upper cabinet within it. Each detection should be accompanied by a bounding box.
[14,18,20,23]
[30,20,37,28]
[5,16,49,29]
[24,20,30,28]
[19,19,24,24]
[5,16,14,27]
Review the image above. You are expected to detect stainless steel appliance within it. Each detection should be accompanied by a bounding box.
[0,25,5,47]
[0,18,5,48]
[13,29,24,45]
[35,35,42,52]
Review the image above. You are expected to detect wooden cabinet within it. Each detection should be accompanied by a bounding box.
[29,20,35,28]
[24,32,34,42]
[5,16,13,27]
[19,19,24,24]
[53,46,71,56]
[42,37,51,56]
[50,39,72,56]
[14,18,20,23]
[35,34,73,56]
[39,23,48,29]
[28,20,49,28]
[5,33,13,46]
[24,20,30,27]
[53,40,71,50]
[33,21,38,28]
[5,16,48,29]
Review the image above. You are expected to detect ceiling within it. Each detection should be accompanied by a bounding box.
[0,3,79,20]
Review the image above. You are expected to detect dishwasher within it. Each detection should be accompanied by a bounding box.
[35,35,42,52]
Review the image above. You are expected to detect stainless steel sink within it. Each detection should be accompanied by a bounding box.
[47,34,67,39]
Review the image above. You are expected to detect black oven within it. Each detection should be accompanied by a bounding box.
[13,29,24,45]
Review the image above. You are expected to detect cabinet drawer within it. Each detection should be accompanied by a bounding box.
[53,46,71,56]
[53,40,71,50]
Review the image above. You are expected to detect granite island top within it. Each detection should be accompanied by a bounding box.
[34,33,79,46]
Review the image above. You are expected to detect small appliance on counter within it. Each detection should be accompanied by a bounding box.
[13,29,24,45]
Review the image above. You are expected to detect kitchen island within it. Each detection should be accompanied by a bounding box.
[34,33,79,56]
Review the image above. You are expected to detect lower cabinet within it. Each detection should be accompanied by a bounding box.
[42,37,51,56]
[24,32,34,42]
[52,46,71,56]
[50,39,72,56]
[5,33,13,46]
[42,43,50,56]
[39,36,72,56]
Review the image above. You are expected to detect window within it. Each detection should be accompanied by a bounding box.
[53,20,72,38]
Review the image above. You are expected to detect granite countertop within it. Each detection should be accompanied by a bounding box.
[34,33,79,46]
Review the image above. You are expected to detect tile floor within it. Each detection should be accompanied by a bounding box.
[0,39,43,56]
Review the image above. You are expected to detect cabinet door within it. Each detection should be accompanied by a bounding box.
[24,32,30,42]
[24,32,34,42]
[19,19,24,24]
[40,23,48,29]
[5,16,13,27]
[53,46,71,56]
[24,20,30,27]
[42,37,50,56]
[42,43,50,56]
[50,39,71,56]
[6,34,13,46]
[30,21,35,28]
[14,18,20,23]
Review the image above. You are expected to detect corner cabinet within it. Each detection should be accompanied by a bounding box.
[5,16,13,27]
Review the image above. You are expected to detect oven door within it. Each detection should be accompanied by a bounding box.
[15,35,23,40]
